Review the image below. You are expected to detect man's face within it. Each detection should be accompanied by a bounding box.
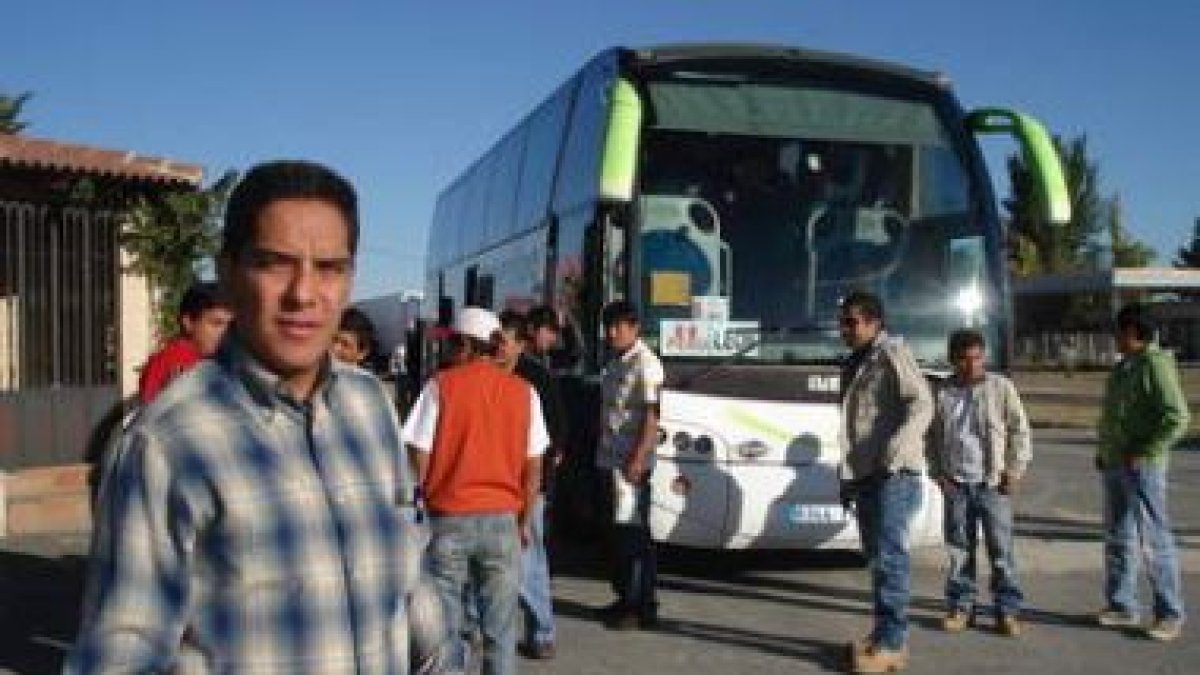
[219,198,353,391]
[331,330,369,366]
[952,344,987,383]
[182,306,232,357]
[495,327,524,369]
[839,306,881,351]
[1115,325,1143,356]
[605,319,639,353]
[532,325,559,354]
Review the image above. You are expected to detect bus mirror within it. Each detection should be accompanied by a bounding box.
[599,79,643,202]
[437,297,453,327]
[967,108,1071,225]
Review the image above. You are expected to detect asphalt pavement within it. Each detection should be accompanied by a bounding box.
[2,429,1197,673]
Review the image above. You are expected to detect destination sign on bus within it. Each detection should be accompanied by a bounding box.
[660,319,760,358]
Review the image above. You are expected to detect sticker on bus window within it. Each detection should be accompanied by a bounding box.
[660,320,759,357]
[650,271,691,306]
[690,295,729,322]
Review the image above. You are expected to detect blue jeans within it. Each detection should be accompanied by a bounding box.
[519,495,556,646]
[427,513,521,675]
[943,482,1024,617]
[611,468,658,615]
[854,471,923,650]
[1103,464,1185,622]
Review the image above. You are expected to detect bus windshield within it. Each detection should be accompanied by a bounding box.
[636,80,997,367]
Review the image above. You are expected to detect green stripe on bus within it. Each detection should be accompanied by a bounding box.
[725,408,794,445]
[600,78,642,202]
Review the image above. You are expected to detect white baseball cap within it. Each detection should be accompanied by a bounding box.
[453,306,501,342]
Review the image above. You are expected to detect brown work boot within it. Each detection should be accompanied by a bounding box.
[997,614,1023,637]
[1146,618,1183,642]
[850,643,908,673]
[941,609,970,633]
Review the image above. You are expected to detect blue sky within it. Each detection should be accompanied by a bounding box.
[9,1,1199,299]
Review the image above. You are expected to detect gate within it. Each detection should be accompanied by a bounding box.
[0,200,121,469]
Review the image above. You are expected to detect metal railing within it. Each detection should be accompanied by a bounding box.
[1,200,119,391]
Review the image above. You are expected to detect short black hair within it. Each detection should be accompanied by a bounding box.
[948,328,986,359]
[1116,303,1155,342]
[601,300,640,327]
[526,305,559,332]
[840,290,884,323]
[178,281,226,320]
[498,309,527,337]
[338,307,376,355]
[221,160,359,259]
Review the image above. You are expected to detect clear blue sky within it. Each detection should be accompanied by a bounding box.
[10,1,1199,299]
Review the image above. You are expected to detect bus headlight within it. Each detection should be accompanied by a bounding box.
[673,431,693,453]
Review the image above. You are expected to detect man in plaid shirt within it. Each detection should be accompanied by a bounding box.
[68,161,430,673]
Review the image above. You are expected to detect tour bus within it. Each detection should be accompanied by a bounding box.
[421,44,1069,549]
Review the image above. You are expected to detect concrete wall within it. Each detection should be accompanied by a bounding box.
[118,250,155,400]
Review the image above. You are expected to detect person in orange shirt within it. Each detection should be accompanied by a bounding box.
[402,306,548,675]
[137,281,232,404]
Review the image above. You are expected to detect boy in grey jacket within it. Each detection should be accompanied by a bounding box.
[928,329,1031,637]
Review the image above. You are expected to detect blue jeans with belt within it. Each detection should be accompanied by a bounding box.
[943,481,1024,617]
[1103,464,1185,622]
[854,471,923,650]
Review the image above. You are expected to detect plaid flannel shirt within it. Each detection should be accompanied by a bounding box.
[67,338,418,674]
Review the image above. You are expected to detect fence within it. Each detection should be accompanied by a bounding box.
[1012,331,1117,369]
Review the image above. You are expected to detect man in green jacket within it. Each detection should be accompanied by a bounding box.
[1096,303,1190,642]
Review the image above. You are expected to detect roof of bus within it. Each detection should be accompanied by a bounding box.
[627,43,950,89]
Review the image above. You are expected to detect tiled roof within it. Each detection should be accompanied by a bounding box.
[0,134,203,186]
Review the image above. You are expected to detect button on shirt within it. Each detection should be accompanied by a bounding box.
[597,338,665,470]
[941,382,986,483]
[68,340,417,674]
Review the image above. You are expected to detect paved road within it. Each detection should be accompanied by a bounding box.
[526,428,1200,674]
[2,429,1197,673]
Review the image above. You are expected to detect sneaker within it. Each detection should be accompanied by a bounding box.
[1097,609,1140,628]
[851,644,909,673]
[997,615,1024,637]
[941,610,970,633]
[1146,618,1183,642]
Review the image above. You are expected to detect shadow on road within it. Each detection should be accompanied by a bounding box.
[551,595,848,671]
[0,550,85,673]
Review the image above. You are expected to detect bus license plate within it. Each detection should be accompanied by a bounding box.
[784,504,849,525]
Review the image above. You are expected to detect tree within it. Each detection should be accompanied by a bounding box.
[1107,195,1156,268]
[1175,218,1200,269]
[120,170,238,338]
[1005,135,1106,276]
[0,91,33,133]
